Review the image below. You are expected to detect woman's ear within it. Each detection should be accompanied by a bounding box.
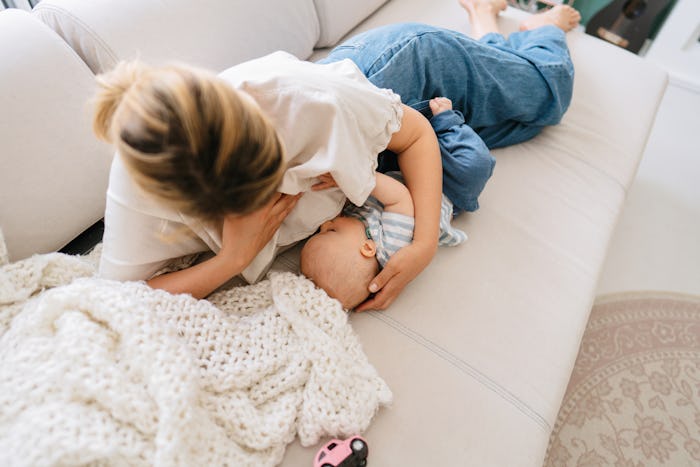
[360,239,376,258]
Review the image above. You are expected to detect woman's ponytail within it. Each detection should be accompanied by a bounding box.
[92,60,149,142]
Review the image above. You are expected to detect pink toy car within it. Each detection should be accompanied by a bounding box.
[313,436,369,467]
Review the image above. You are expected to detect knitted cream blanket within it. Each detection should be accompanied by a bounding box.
[0,237,391,466]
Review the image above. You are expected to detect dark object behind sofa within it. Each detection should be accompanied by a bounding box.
[59,219,104,255]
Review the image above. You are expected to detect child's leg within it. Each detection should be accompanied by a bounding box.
[458,0,507,40]
[467,4,579,146]
[518,4,581,32]
[318,18,574,148]
[475,26,574,148]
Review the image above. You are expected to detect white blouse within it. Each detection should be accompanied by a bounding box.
[99,51,403,283]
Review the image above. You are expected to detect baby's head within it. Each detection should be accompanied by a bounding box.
[300,215,379,309]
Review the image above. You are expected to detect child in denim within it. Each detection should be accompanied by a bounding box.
[319,2,581,215]
[306,2,581,310]
[301,98,468,309]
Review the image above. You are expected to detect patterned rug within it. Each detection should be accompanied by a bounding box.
[544,292,700,466]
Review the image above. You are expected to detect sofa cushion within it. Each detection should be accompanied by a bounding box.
[310,0,472,59]
[313,0,389,47]
[34,0,320,74]
[0,9,113,262]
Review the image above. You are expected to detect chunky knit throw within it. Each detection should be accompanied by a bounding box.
[0,233,391,466]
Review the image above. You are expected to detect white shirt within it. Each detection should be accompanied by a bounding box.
[99,52,403,283]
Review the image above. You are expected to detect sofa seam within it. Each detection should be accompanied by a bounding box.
[5,9,96,78]
[34,3,119,72]
[367,311,552,432]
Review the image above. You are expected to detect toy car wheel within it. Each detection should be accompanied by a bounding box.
[321,464,333,467]
[350,438,366,454]
[358,460,367,467]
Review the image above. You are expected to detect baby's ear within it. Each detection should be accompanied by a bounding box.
[360,239,376,258]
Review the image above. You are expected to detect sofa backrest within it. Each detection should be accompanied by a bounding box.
[0,9,113,261]
[312,0,389,47]
[0,0,390,262]
[33,0,322,74]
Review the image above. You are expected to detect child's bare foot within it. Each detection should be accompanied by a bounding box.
[519,5,581,32]
[459,0,507,38]
[459,0,507,15]
[430,97,453,116]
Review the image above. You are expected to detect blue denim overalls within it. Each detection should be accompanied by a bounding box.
[318,23,574,211]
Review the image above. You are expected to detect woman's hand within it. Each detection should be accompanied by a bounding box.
[355,239,436,312]
[219,192,301,267]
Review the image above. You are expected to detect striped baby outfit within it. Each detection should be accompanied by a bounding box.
[343,174,466,268]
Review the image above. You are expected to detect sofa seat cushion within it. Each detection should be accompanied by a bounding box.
[0,9,113,262]
[34,0,321,74]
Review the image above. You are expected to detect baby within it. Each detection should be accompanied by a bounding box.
[301,98,467,309]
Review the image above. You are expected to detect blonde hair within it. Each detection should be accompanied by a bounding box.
[93,60,285,221]
[300,234,379,310]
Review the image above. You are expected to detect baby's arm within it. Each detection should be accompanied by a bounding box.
[315,171,414,216]
[371,172,414,217]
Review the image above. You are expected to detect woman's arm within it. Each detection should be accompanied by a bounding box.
[147,193,300,299]
[356,104,442,311]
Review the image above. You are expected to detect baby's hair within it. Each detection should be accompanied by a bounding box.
[300,234,379,309]
[93,60,285,221]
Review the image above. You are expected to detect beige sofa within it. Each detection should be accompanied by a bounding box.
[0,0,667,465]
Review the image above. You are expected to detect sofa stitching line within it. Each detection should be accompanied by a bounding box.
[36,4,119,68]
[367,311,552,432]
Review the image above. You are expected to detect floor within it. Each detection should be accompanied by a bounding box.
[595,82,700,297]
[586,0,700,297]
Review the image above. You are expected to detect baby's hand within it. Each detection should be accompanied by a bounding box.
[429,97,452,116]
[311,172,338,191]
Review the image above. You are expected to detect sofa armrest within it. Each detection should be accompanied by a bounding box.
[0,9,113,261]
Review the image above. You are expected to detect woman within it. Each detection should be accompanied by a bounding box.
[95,54,441,308]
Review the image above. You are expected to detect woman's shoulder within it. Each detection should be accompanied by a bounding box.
[106,154,181,222]
[218,51,383,97]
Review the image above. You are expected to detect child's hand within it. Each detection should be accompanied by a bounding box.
[311,172,338,191]
[429,97,452,116]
